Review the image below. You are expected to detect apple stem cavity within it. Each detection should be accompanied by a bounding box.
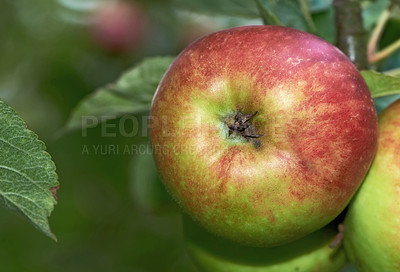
[226,111,263,148]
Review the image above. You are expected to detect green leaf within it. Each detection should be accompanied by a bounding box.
[129,147,174,214]
[255,0,284,26]
[361,70,400,98]
[384,67,400,77]
[362,0,390,31]
[309,0,331,12]
[312,7,335,43]
[0,100,58,241]
[65,56,175,130]
[172,0,259,18]
[299,0,318,33]
[173,0,319,31]
[257,0,316,32]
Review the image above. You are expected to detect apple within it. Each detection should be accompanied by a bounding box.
[184,215,347,272]
[150,25,377,247]
[343,99,400,271]
[89,1,148,53]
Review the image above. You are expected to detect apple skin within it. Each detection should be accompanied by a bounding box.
[150,25,377,247]
[183,215,347,272]
[343,99,400,271]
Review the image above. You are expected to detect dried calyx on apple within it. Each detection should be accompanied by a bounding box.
[224,111,263,148]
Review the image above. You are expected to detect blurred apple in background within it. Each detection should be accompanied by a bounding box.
[89,1,148,53]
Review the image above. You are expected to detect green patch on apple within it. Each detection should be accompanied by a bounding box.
[344,99,400,271]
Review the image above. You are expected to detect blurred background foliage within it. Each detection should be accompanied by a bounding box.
[0,0,399,271]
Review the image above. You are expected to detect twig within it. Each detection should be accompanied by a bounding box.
[333,0,369,69]
[368,5,400,63]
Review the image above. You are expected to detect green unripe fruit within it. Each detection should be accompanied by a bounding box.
[183,216,347,272]
[344,99,400,271]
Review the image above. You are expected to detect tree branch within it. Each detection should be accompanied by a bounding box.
[333,0,369,69]
[368,3,400,64]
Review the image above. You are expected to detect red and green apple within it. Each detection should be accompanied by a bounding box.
[150,25,378,247]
